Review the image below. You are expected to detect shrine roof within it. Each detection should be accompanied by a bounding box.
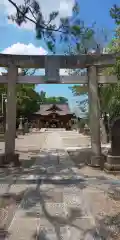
[34,103,72,115]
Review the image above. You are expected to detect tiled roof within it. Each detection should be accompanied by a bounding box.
[34,104,72,115]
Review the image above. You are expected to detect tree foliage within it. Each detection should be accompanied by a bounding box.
[38,91,68,104]
[0,83,40,118]
[16,85,40,117]
[70,85,88,96]
[71,26,120,119]
[70,4,120,119]
[7,0,96,52]
[100,8,120,120]
[110,4,120,25]
[104,27,120,80]
[45,96,68,104]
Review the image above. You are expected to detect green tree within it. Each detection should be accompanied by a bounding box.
[0,68,40,118]
[45,96,68,104]
[100,2,120,119]
[110,4,120,25]
[7,0,96,52]
[70,25,120,120]
[0,83,40,118]
[57,96,68,104]
[100,28,120,119]
[16,85,40,117]
[70,1,120,119]
[40,96,67,104]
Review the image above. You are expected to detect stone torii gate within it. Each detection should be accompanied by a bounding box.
[0,53,118,167]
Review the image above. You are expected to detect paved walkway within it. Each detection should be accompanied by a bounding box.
[5,132,97,240]
[2,131,120,240]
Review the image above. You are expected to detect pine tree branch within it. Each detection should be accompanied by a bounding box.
[7,0,67,34]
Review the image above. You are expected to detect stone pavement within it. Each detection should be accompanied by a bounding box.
[4,132,98,240]
[0,131,48,155]
[59,130,91,149]
[2,130,120,240]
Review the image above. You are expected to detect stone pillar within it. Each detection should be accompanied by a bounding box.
[18,117,23,135]
[88,66,103,167]
[4,64,19,165]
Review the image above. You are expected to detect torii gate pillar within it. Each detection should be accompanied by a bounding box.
[4,64,20,166]
[88,66,104,167]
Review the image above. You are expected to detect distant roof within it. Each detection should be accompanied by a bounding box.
[34,103,72,116]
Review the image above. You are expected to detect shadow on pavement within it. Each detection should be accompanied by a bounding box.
[84,213,120,239]
[0,189,27,239]
[16,183,120,240]
[67,148,93,167]
[17,149,88,182]
[107,186,120,201]
[1,145,120,239]
[21,185,89,240]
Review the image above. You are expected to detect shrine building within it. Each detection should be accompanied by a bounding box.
[31,103,74,129]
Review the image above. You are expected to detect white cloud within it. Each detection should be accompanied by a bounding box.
[2,42,47,55]
[1,0,75,30]
[0,42,47,74]
[0,42,69,75]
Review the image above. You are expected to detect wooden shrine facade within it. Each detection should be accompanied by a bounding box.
[31,103,73,129]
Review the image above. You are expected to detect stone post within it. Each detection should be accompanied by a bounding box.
[4,64,20,165]
[18,117,23,135]
[88,66,103,167]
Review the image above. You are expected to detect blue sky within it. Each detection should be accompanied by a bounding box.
[0,0,119,110]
